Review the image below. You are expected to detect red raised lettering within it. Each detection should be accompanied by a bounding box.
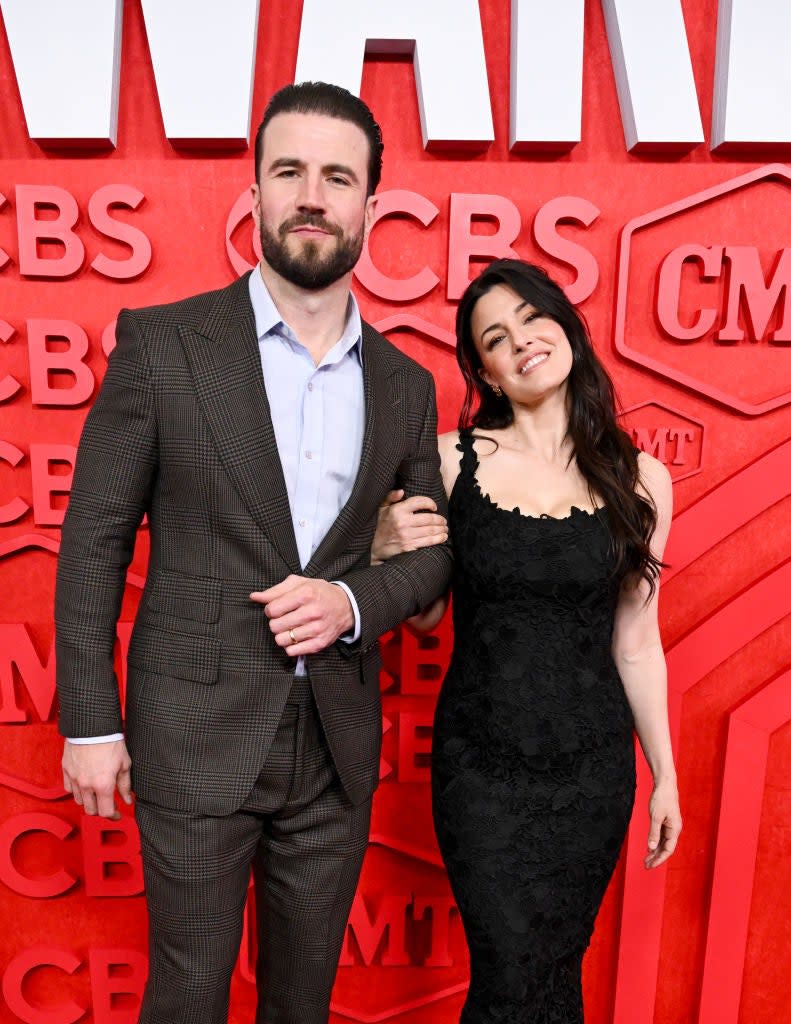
[0,318,23,402]
[399,617,452,695]
[0,190,10,270]
[632,427,669,462]
[88,949,147,1023]
[668,427,695,465]
[102,319,118,358]
[30,444,76,526]
[0,441,29,524]
[1,947,84,1024]
[15,185,85,278]
[0,813,76,898]
[340,890,411,967]
[27,320,95,406]
[89,185,152,280]
[717,245,791,344]
[532,196,600,304]
[82,817,144,899]
[413,894,459,966]
[656,243,723,341]
[0,623,56,723]
[398,710,433,784]
[355,189,439,301]
[447,194,520,300]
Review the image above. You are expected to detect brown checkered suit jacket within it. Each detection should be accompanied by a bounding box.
[55,272,452,813]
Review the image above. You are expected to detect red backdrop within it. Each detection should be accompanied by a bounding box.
[1,2,790,1022]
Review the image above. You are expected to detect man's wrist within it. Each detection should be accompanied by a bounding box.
[332,581,360,642]
[67,733,125,745]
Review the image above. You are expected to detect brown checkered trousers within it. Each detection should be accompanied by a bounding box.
[55,272,452,1022]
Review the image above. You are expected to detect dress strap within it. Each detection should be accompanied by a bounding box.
[455,427,480,481]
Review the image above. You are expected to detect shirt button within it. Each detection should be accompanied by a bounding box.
[305,451,313,460]
[299,519,307,528]
[307,382,314,392]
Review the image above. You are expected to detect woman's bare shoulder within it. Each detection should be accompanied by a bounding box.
[437,430,461,459]
[437,430,462,497]
[636,450,672,508]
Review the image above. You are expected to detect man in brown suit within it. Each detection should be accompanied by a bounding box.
[55,82,451,1023]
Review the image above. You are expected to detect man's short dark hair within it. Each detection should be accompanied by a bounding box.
[254,81,384,196]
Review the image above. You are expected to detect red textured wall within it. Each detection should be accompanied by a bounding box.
[1,2,790,1022]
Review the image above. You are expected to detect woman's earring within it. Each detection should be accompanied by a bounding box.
[491,384,503,397]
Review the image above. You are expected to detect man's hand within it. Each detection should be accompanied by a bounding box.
[62,739,133,819]
[251,575,354,656]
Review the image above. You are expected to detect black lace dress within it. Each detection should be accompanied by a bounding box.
[433,430,636,1023]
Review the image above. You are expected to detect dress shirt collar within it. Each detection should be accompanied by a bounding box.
[248,264,363,363]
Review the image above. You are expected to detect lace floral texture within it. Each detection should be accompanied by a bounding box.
[431,431,635,1023]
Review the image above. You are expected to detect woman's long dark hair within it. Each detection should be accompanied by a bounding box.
[456,259,662,594]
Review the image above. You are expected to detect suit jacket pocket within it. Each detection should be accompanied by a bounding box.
[127,625,220,685]
[147,569,221,623]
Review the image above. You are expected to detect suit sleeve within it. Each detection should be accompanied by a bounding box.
[339,373,453,650]
[55,311,158,738]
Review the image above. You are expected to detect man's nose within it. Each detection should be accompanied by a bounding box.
[296,173,326,212]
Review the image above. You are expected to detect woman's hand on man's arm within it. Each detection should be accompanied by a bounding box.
[371,489,449,565]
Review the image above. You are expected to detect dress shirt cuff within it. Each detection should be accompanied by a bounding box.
[67,733,125,744]
[332,581,361,643]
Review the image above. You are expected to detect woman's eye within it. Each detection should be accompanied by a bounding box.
[487,335,505,349]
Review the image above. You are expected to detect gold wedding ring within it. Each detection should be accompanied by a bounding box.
[288,628,297,644]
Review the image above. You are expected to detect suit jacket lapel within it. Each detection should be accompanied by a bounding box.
[178,273,302,574]
[305,322,397,575]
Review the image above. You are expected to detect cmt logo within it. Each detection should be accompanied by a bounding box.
[618,402,704,482]
[333,843,467,1021]
[614,164,791,415]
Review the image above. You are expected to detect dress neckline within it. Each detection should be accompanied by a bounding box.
[471,474,605,522]
[456,428,606,524]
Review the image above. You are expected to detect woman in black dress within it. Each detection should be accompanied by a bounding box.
[372,260,681,1023]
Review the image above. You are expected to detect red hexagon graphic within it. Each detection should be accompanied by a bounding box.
[330,840,467,1023]
[617,401,705,482]
[613,164,791,416]
[236,839,467,1023]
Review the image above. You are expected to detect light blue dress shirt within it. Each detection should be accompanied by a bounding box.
[248,267,365,672]
[70,267,366,743]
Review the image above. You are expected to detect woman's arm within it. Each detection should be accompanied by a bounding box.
[370,431,461,631]
[611,453,681,869]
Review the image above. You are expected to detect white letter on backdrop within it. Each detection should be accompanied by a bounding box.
[510,0,702,151]
[140,0,259,143]
[600,0,703,150]
[510,0,585,150]
[712,0,791,149]
[295,0,493,148]
[0,0,122,144]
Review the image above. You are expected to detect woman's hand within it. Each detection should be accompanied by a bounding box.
[371,489,448,565]
[644,777,682,869]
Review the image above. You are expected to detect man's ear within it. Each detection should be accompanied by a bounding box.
[250,182,262,229]
[363,194,378,240]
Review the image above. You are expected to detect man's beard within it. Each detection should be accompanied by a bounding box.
[259,213,364,290]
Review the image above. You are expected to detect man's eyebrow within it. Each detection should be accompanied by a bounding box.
[322,163,359,183]
[267,157,360,183]
[268,157,306,172]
